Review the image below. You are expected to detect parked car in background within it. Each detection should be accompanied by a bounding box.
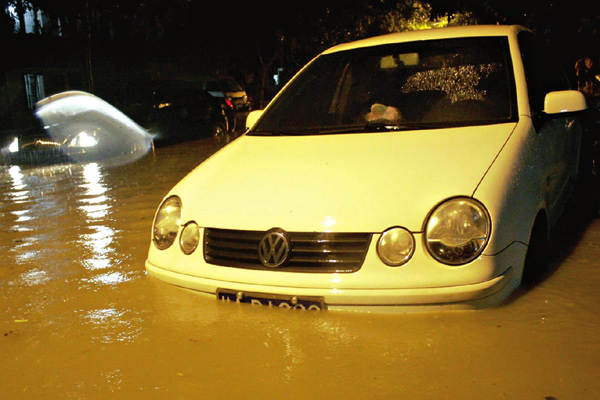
[146,25,587,312]
[140,82,230,143]
[200,76,251,112]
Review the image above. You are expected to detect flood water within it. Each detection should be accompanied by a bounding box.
[1,136,599,399]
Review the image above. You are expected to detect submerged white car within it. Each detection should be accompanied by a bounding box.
[146,25,587,312]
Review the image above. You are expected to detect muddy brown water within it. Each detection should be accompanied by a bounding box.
[1,137,599,399]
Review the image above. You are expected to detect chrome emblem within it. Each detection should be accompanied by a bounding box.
[258,229,291,268]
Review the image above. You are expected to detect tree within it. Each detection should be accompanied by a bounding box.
[308,0,476,51]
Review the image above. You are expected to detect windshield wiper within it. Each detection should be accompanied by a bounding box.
[250,122,443,136]
[249,129,304,136]
[314,122,443,134]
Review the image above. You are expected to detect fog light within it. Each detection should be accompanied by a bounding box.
[377,227,415,266]
[180,222,200,255]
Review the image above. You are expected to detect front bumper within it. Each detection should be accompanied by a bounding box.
[145,260,515,312]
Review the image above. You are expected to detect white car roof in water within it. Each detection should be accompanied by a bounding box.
[322,25,528,55]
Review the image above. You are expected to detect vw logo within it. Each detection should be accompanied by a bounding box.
[258,229,291,268]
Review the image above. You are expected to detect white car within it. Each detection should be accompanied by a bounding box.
[146,25,587,312]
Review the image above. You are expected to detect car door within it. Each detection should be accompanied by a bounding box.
[194,90,216,124]
[518,31,580,226]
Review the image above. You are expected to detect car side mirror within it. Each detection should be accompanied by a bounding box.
[245,110,264,131]
[543,90,587,115]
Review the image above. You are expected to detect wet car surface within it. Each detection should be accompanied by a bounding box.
[1,137,599,399]
[146,26,587,311]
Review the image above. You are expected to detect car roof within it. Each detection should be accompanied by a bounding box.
[322,25,529,55]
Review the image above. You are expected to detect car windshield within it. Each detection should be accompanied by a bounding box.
[250,37,517,136]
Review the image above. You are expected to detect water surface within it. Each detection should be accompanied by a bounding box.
[1,137,599,399]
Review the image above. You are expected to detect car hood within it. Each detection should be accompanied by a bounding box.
[173,123,516,233]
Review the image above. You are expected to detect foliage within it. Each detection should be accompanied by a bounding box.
[310,0,477,50]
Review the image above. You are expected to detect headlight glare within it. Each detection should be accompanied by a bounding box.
[153,196,182,250]
[377,227,415,266]
[9,137,19,153]
[425,197,490,265]
[180,222,200,255]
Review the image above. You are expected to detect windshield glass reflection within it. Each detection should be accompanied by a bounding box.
[252,37,517,135]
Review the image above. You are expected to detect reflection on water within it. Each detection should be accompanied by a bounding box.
[7,166,31,232]
[0,138,599,399]
[83,307,143,344]
[78,163,118,277]
[19,268,50,286]
[79,162,110,216]
[7,166,29,201]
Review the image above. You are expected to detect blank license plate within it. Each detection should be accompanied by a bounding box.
[217,289,325,311]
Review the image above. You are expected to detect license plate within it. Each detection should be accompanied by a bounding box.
[217,289,325,311]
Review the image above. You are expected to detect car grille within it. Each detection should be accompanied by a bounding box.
[204,228,372,273]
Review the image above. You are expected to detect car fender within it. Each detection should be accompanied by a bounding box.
[474,116,548,259]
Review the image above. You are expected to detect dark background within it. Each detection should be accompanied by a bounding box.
[2,0,599,133]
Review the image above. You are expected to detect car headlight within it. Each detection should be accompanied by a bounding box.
[377,227,415,266]
[69,131,98,148]
[425,197,491,265]
[9,137,19,153]
[153,196,182,250]
[180,222,200,255]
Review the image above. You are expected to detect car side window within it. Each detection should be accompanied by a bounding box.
[518,32,570,113]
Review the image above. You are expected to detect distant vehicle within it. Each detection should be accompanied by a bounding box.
[141,82,230,143]
[200,76,251,112]
[0,121,70,165]
[146,25,586,312]
[1,91,152,166]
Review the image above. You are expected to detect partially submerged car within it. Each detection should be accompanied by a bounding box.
[140,82,230,143]
[146,25,587,312]
[2,91,152,166]
[201,76,251,111]
[1,120,71,165]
